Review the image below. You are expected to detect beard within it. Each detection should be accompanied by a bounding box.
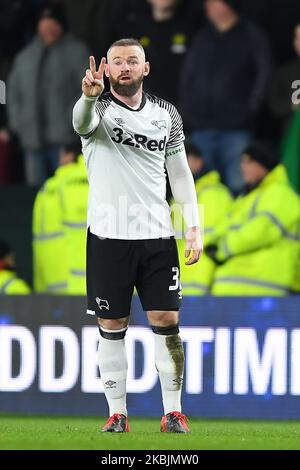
[109,73,144,97]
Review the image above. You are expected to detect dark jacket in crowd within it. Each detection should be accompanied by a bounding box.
[0,0,37,62]
[241,0,300,65]
[7,34,89,151]
[114,3,201,105]
[62,0,130,57]
[180,19,272,130]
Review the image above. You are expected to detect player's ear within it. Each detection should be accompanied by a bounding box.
[104,63,109,78]
[144,61,150,77]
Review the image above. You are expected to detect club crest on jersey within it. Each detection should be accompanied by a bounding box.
[151,120,167,129]
[114,118,126,126]
[96,297,110,310]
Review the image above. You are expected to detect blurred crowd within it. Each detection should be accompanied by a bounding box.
[0,0,300,296]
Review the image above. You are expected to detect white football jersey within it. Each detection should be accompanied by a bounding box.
[77,92,185,239]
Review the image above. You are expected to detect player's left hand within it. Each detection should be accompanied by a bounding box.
[185,226,203,265]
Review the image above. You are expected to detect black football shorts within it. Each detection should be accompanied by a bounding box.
[86,228,182,318]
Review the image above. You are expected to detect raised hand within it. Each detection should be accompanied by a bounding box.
[82,56,106,97]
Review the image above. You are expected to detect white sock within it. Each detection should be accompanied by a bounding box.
[154,332,184,415]
[97,328,128,417]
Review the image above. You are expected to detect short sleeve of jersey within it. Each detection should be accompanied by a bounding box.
[166,105,185,150]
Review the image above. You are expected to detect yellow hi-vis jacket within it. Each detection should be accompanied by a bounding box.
[58,156,88,294]
[211,165,300,296]
[32,172,68,293]
[173,171,233,295]
[0,269,31,294]
[291,229,300,293]
[33,158,88,294]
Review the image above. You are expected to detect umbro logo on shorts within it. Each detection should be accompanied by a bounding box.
[96,297,110,310]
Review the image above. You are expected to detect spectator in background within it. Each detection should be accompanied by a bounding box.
[0,0,40,185]
[0,0,43,180]
[0,111,11,184]
[172,139,232,295]
[0,0,40,80]
[292,246,300,294]
[7,3,89,186]
[58,142,88,294]
[0,107,24,184]
[113,0,201,105]
[61,0,130,58]
[269,23,300,194]
[0,240,31,294]
[180,0,272,194]
[280,106,300,195]
[242,0,300,65]
[32,140,88,294]
[269,22,300,133]
[207,142,300,296]
[292,238,300,293]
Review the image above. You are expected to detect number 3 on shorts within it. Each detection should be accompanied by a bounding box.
[169,266,180,291]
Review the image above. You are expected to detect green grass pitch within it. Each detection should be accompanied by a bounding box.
[0,415,300,450]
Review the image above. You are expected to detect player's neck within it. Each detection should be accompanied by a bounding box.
[110,88,143,109]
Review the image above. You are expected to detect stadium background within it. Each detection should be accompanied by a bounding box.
[0,0,300,446]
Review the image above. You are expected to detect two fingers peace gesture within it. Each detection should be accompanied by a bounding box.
[82,56,106,97]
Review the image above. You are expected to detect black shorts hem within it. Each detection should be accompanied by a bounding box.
[94,311,131,319]
[142,305,180,312]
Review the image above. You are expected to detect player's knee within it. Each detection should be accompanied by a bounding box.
[97,317,129,339]
[147,310,179,327]
[97,317,128,329]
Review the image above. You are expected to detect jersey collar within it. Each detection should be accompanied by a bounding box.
[109,91,147,112]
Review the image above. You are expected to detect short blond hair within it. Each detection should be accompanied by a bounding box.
[107,38,145,60]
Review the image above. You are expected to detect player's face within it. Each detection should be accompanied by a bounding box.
[241,154,268,184]
[106,46,150,97]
